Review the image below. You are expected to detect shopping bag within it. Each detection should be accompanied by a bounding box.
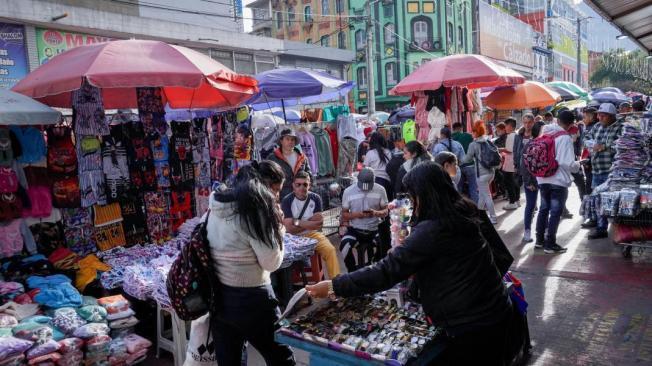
[184,313,216,366]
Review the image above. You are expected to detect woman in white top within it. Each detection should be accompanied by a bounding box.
[363,131,393,260]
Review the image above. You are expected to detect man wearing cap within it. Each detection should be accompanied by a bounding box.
[619,102,632,114]
[339,168,389,272]
[281,171,340,279]
[269,128,312,200]
[587,103,624,239]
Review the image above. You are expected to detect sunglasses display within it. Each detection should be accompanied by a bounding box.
[279,294,442,364]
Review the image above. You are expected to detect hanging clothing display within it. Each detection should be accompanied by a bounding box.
[62,208,96,256]
[79,170,107,209]
[191,118,211,189]
[326,126,338,169]
[118,194,148,246]
[169,190,193,234]
[102,127,130,203]
[46,126,77,177]
[297,130,319,174]
[123,122,156,192]
[0,219,37,259]
[150,132,170,189]
[427,108,447,145]
[338,137,357,177]
[92,203,126,252]
[72,80,109,137]
[143,191,170,244]
[233,125,253,176]
[310,126,335,177]
[194,187,210,217]
[169,121,194,190]
[28,221,64,257]
[136,87,167,136]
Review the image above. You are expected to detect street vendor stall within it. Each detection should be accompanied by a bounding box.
[484,81,561,110]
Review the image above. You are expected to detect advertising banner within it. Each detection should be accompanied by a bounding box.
[479,2,534,68]
[0,23,29,89]
[36,28,119,65]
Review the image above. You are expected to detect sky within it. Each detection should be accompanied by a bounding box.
[241,0,640,53]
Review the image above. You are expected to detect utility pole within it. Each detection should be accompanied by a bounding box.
[365,0,375,116]
[576,17,581,86]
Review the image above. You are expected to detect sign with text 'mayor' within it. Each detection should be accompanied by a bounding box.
[36,28,120,65]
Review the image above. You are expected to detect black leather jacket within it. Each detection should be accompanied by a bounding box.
[333,213,512,334]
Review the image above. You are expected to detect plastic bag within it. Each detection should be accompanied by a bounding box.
[184,313,216,366]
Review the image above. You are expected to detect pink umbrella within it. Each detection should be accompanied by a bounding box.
[12,40,258,109]
[390,54,525,96]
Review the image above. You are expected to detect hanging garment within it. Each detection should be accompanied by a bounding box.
[297,130,319,174]
[150,132,170,189]
[253,126,278,161]
[92,203,126,252]
[402,120,417,143]
[23,186,52,218]
[0,193,22,221]
[102,127,130,202]
[62,208,96,257]
[0,128,16,167]
[337,114,357,141]
[191,118,210,165]
[125,122,156,192]
[72,80,109,136]
[10,127,46,164]
[143,191,170,244]
[76,135,103,175]
[46,126,77,177]
[213,112,237,182]
[28,222,64,257]
[80,170,107,208]
[136,87,167,136]
[0,220,37,259]
[52,176,81,208]
[194,187,210,217]
[427,108,448,146]
[118,194,148,246]
[310,126,335,177]
[327,126,338,170]
[169,121,194,190]
[338,137,357,177]
[169,190,193,233]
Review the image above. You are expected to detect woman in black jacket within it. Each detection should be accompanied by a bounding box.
[307,162,517,365]
[393,140,432,194]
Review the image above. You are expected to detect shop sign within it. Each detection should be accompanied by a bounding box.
[479,2,534,68]
[36,28,119,65]
[0,23,29,89]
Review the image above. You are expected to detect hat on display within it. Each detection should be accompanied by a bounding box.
[278,128,299,145]
[357,168,375,191]
[597,103,617,115]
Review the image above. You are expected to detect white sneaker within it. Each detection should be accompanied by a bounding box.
[490,217,498,225]
[504,203,519,210]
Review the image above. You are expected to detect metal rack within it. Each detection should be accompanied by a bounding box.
[613,210,652,258]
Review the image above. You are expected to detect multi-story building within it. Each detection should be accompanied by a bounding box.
[271,0,350,48]
[0,0,353,90]
[248,0,273,37]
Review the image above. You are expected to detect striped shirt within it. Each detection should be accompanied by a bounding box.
[590,119,624,175]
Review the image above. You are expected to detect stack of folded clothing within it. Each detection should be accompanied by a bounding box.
[85,334,113,365]
[108,337,129,365]
[609,124,646,190]
[51,307,87,336]
[0,282,25,303]
[58,337,85,366]
[0,336,33,365]
[77,304,108,324]
[122,334,152,365]
[0,302,40,322]
[13,315,65,342]
[26,275,83,309]
[98,295,138,338]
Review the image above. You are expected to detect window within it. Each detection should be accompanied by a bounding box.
[322,0,330,14]
[276,11,283,29]
[210,49,233,69]
[336,0,344,14]
[423,2,435,13]
[355,29,366,50]
[413,20,429,45]
[321,35,330,47]
[338,32,346,49]
[383,4,393,17]
[357,67,367,88]
[234,53,255,75]
[384,23,395,44]
[458,26,463,48]
[304,6,312,22]
[407,2,419,13]
[288,6,295,26]
[447,22,454,46]
[385,62,397,85]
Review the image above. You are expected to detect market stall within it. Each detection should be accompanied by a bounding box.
[484,81,562,110]
[581,112,652,258]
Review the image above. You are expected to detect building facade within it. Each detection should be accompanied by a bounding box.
[0,0,353,90]
[350,0,474,112]
[272,0,351,49]
[249,0,273,37]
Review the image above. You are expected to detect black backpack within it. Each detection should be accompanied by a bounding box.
[478,140,502,170]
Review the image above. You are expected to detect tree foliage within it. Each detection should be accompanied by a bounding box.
[590,49,652,94]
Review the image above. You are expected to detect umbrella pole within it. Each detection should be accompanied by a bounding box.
[281,99,287,123]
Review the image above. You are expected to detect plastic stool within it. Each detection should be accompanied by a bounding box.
[156,303,189,366]
[291,254,324,285]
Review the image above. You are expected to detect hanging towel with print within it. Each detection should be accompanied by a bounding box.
[126,122,156,192]
[136,87,168,136]
[62,208,96,257]
[169,121,194,190]
[143,191,170,244]
[192,118,211,189]
[150,132,170,189]
[102,126,130,203]
[72,80,109,136]
[92,203,126,252]
[118,194,148,246]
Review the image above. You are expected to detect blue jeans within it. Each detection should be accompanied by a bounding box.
[459,165,479,204]
[536,184,568,248]
[524,186,538,232]
[592,172,610,232]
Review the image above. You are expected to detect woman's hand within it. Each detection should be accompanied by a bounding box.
[305,281,332,298]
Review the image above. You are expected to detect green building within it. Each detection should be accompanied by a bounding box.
[349,0,474,112]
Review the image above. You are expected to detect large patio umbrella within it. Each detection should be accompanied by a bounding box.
[590,90,630,105]
[546,81,589,99]
[548,85,580,101]
[484,81,561,110]
[389,54,525,96]
[0,89,61,125]
[12,40,258,109]
[246,69,354,114]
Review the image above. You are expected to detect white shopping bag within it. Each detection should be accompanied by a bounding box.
[184,313,217,366]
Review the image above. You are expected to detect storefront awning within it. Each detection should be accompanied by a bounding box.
[583,0,652,53]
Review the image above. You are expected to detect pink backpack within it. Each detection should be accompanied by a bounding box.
[23,186,53,218]
[0,167,18,193]
[523,131,568,178]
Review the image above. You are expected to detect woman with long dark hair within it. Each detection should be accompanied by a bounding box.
[364,132,393,199]
[306,162,518,365]
[394,140,432,194]
[208,164,295,366]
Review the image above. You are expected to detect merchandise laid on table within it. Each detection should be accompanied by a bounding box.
[581,112,652,257]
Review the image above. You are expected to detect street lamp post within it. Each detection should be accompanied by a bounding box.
[576,16,592,87]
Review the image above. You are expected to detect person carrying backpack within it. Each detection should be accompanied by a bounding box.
[461,121,501,224]
[532,111,580,254]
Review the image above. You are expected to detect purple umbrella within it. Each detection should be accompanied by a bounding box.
[246,69,354,120]
[590,90,630,105]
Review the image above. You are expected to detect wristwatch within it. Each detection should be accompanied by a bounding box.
[328,281,337,300]
[293,219,300,227]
